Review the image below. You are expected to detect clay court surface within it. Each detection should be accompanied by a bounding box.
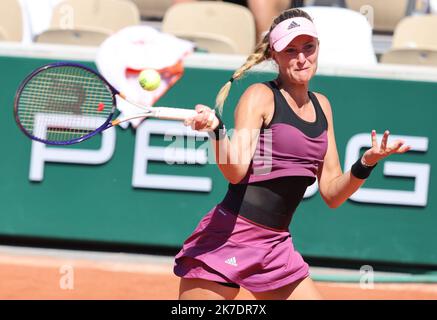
[1,245,437,300]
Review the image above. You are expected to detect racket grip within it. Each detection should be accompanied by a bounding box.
[154,107,198,121]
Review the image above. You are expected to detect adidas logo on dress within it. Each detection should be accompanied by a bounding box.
[225,257,238,267]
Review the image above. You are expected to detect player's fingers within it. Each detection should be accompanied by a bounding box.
[371,130,377,148]
[200,109,215,128]
[391,140,404,150]
[192,118,204,130]
[199,116,209,129]
[195,107,212,121]
[191,106,215,131]
[397,145,411,153]
[195,104,205,113]
[380,130,389,151]
[183,117,193,127]
[385,140,403,154]
[193,107,210,121]
[192,113,204,123]
[191,114,208,131]
[195,104,211,114]
[206,111,215,128]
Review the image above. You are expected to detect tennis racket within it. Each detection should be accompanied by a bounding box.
[14,62,198,145]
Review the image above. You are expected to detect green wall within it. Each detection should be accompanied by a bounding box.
[0,55,435,266]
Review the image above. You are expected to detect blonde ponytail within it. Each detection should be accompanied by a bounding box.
[215,36,270,114]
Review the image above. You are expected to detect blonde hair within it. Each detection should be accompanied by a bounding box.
[214,8,313,114]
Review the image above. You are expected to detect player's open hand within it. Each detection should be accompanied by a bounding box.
[362,130,411,166]
[183,104,219,132]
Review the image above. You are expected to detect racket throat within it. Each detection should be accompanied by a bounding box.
[111,119,121,126]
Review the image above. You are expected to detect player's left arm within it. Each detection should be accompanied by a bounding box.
[315,93,410,209]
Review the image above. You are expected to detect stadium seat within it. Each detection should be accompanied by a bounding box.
[36,0,140,46]
[129,0,173,19]
[381,49,437,66]
[0,0,23,42]
[36,27,111,46]
[344,0,416,33]
[390,15,437,49]
[162,1,256,55]
[381,15,437,66]
[302,6,377,66]
[170,31,238,54]
[0,28,7,41]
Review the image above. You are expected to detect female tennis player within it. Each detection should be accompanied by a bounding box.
[174,8,411,300]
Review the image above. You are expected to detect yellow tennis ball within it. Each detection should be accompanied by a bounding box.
[138,69,161,91]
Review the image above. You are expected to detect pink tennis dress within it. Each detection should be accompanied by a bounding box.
[174,81,328,292]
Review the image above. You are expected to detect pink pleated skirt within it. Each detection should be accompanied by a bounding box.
[174,204,309,292]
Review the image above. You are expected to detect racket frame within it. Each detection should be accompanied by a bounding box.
[14,62,198,145]
[14,62,119,145]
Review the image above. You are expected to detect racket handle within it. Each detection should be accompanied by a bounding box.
[154,107,198,121]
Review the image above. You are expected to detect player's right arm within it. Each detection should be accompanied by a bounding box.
[186,83,272,184]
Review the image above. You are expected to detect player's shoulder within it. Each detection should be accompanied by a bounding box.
[236,82,274,114]
[312,91,333,117]
[312,91,331,107]
[240,82,274,106]
[244,82,274,98]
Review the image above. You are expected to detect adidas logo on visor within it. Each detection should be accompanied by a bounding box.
[288,21,301,29]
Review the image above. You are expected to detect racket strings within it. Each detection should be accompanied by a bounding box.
[17,66,114,142]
